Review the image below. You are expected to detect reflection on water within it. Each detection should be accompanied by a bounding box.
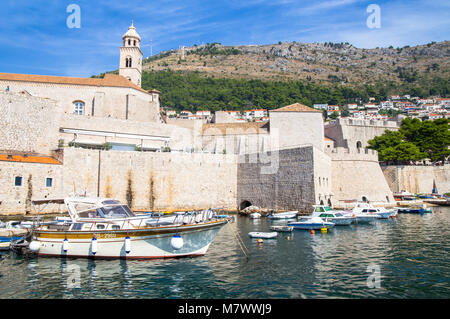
[0,207,449,298]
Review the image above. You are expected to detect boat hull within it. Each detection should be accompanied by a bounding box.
[322,217,354,225]
[355,217,377,223]
[288,222,335,230]
[376,211,397,219]
[267,212,298,219]
[32,220,227,259]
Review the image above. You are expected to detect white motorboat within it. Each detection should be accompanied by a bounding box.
[311,205,355,225]
[250,213,261,219]
[288,216,335,230]
[350,202,393,221]
[28,197,229,259]
[267,211,298,219]
[248,232,278,239]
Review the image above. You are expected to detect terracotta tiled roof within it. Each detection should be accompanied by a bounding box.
[202,122,269,135]
[0,154,62,165]
[0,72,154,94]
[270,103,322,113]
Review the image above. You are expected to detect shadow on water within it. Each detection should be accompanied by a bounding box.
[0,207,449,298]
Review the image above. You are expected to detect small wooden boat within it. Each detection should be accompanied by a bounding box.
[270,225,294,232]
[248,232,278,239]
[28,196,229,259]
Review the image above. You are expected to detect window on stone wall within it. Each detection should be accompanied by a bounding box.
[14,176,22,186]
[73,101,85,115]
[46,178,53,187]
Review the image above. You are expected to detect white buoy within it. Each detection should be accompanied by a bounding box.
[29,241,40,252]
[170,233,184,250]
[91,236,98,255]
[125,236,131,254]
[63,238,69,252]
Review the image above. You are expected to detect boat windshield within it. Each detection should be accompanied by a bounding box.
[101,205,135,219]
[324,206,332,211]
[314,207,325,213]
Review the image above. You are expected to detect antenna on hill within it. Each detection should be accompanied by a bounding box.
[150,38,153,57]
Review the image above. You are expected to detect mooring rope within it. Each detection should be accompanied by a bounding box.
[227,220,250,259]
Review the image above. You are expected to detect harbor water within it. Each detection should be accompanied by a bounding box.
[0,207,449,299]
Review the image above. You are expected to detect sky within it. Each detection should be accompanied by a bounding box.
[0,0,448,77]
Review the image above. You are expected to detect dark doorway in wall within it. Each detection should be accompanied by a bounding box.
[362,196,368,202]
[239,200,252,210]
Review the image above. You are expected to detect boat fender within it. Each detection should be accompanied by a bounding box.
[91,236,98,255]
[63,238,69,252]
[29,241,40,252]
[321,227,328,233]
[125,236,131,254]
[171,233,184,250]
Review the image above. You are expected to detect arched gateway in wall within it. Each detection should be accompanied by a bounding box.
[239,200,252,211]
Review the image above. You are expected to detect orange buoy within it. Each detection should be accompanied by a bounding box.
[257,238,263,243]
[310,229,315,235]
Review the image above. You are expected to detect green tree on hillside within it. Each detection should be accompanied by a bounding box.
[368,118,450,163]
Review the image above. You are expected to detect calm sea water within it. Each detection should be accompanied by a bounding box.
[0,207,449,299]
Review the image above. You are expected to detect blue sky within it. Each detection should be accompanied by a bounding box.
[0,0,448,77]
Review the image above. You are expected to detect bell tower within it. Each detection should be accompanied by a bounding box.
[119,22,143,87]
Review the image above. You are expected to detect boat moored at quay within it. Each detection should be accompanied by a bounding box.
[28,197,229,259]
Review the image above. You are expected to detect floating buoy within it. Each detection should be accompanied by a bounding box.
[91,236,98,255]
[310,230,315,235]
[29,241,40,252]
[286,236,291,240]
[321,227,327,233]
[125,236,131,254]
[171,233,184,250]
[257,238,263,244]
[63,238,69,252]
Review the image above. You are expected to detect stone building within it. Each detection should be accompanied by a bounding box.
[0,23,405,215]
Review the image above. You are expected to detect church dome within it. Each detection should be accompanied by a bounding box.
[122,22,141,40]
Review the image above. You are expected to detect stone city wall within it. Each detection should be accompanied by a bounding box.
[325,118,398,149]
[382,164,450,194]
[0,148,239,214]
[0,91,61,155]
[327,147,395,207]
[237,146,332,213]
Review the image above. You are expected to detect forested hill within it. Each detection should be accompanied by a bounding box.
[139,41,449,112]
[141,69,449,112]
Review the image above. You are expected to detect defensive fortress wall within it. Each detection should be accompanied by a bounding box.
[0,147,239,214]
[237,146,332,213]
[382,164,450,194]
[325,147,395,207]
[325,118,399,149]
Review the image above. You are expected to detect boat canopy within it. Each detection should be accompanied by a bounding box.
[313,205,333,213]
[65,197,136,220]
